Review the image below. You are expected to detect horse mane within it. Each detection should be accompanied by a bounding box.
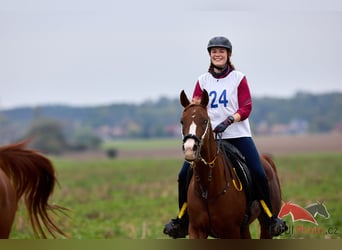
[0,140,68,238]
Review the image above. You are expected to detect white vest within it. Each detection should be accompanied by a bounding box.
[198,70,252,138]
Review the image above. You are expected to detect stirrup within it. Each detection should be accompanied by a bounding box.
[259,200,288,236]
[163,203,188,238]
[163,218,188,239]
[269,216,288,236]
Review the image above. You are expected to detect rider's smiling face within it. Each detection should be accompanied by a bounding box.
[210,47,228,68]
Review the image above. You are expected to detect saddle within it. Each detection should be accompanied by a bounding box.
[218,140,254,199]
[218,140,256,229]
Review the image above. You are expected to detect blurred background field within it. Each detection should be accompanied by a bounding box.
[9,135,342,239]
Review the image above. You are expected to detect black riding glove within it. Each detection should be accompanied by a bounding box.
[213,115,234,133]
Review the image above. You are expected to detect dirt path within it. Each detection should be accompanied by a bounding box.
[118,133,342,159]
[254,133,342,155]
[62,133,342,160]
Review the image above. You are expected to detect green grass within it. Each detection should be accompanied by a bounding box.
[273,153,342,239]
[102,138,180,151]
[8,152,342,239]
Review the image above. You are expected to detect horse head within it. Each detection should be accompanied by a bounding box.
[180,90,212,162]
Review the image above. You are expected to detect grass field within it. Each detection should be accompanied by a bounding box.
[8,138,342,239]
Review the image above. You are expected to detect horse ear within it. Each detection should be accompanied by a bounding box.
[180,90,190,108]
[201,89,209,107]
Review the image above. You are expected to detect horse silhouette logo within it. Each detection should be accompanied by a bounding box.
[278,201,330,225]
[305,201,330,219]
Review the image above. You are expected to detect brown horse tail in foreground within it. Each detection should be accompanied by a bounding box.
[0,140,68,238]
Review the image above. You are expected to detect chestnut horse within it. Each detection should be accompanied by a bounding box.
[180,90,283,239]
[0,141,67,238]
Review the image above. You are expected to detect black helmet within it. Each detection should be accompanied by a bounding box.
[207,36,232,52]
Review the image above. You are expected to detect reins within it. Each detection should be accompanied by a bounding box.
[184,131,226,202]
[185,131,243,201]
[216,133,243,192]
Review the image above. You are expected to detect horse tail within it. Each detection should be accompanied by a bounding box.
[0,140,67,238]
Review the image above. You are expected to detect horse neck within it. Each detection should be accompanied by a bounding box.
[200,130,218,162]
[194,133,227,190]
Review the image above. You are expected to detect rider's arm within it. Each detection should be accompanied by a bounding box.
[235,76,252,122]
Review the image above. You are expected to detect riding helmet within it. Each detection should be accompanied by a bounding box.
[207,36,232,53]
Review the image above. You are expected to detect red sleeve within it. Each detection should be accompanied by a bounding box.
[237,76,252,121]
[192,81,203,99]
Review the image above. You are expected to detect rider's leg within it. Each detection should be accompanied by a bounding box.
[163,161,192,238]
[176,161,191,224]
[227,137,288,236]
[178,161,190,210]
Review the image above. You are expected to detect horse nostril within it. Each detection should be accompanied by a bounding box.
[193,144,198,151]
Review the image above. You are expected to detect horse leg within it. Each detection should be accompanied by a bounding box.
[258,215,273,239]
[0,171,18,239]
[0,209,16,239]
[218,221,248,239]
[220,228,248,239]
[188,223,209,239]
[240,227,252,239]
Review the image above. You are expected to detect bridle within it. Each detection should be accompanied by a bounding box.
[181,113,236,202]
[182,118,218,166]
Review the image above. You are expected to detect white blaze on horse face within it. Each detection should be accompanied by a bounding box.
[184,121,197,160]
[189,120,196,135]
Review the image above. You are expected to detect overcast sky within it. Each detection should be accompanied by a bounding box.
[1,0,342,109]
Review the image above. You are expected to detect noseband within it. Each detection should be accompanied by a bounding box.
[182,133,201,144]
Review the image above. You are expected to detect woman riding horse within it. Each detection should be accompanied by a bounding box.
[163,36,287,238]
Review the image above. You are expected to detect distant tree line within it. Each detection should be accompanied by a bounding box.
[0,92,341,153]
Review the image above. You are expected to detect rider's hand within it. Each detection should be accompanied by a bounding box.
[213,115,234,133]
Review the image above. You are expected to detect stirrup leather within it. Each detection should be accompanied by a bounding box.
[178,202,187,219]
[260,199,273,218]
